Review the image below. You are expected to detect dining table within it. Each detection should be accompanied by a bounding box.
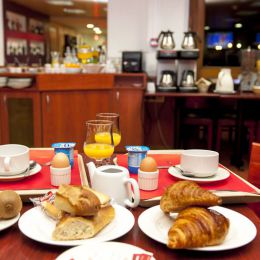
[0,203,259,260]
[1,150,260,260]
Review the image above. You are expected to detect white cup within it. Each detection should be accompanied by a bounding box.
[90,165,140,208]
[0,144,29,175]
[50,165,71,186]
[147,82,156,93]
[180,149,219,177]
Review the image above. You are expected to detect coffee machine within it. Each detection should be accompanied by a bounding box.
[178,49,199,91]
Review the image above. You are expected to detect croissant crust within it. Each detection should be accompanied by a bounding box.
[168,207,229,248]
[160,181,222,213]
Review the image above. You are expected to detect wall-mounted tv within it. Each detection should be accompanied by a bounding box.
[256,33,260,44]
[206,32,234,49]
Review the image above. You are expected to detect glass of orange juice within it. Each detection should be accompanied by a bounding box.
[84,120,114,165]
[96,113,121,148]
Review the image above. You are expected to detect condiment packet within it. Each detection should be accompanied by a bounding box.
[29,191,55,207]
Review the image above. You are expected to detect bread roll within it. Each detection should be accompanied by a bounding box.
[160,181,222,213]
[41,201,64,220]
[52,205,115,240]
[54,185,104,216]
[168,207,229,248]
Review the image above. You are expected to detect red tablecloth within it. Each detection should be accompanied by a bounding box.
[0,149,82,190]
[116,154,256,200]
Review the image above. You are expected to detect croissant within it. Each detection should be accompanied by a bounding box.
[168,207,229,248]
[160,181,222,213]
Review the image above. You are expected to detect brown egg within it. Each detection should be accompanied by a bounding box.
[140,156,157,172]
[51,153,70,168]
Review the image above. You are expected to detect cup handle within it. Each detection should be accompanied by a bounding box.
[123,177,140,208]
[4,157,11,171]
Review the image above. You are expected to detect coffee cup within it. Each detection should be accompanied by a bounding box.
[89,163,140,208]
[180,149,219,177]
[0,144,30,175]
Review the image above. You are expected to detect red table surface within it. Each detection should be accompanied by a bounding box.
[116,154,256,200]
[0,149,82,190]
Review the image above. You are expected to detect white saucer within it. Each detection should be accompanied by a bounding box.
[168,165,230,183]
[0,163,41,182]
[213,90,236,94]
[0,214,20,232]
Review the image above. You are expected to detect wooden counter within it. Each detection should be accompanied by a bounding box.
[0,72,147,152]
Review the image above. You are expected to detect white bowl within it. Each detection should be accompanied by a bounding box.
[65,67,82,74]
[82,64,104,74]
[180,149,219,177]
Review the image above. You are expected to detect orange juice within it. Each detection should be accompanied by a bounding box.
[83,143,114,160]
[95,132,121,147]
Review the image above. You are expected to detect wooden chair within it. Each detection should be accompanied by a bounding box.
[248,142,260,217]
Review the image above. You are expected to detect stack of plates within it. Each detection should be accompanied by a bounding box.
[0,77,8,87]
[7,78,32,89]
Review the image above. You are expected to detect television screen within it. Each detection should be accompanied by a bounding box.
[256,33,260,43]
[206,32,233,49]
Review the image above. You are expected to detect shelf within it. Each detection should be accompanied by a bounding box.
[5,30,45,41]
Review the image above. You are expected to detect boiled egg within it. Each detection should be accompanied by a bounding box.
[51,152,70,168]
[140,156,157,172]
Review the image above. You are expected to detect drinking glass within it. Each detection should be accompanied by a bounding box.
[83,120,114,165]
[96,113,121,147]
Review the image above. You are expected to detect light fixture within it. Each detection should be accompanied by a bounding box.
[47,0,74,6]
[204,26,210,30]
[86,24,94,29]
[215,45,222,51]
[95,30,102,34]
[257,44,260,50]
[227,42,233,48]
[93,27,100,31]
[236,43,242,49]
[235,23,243,28]
[63,8,86,14]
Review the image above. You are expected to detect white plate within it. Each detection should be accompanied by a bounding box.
[0,163,41,182]
[213,90,236,94]
[0,214,20,232]
[138,205,257,251]
[168,165,230,183]
[56,241,154,260]
[18,204,135,246]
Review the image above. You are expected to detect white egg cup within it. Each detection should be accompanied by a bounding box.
[138,169,159,191]
[50,165,71,186]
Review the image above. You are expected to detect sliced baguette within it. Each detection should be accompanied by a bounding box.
[54,185,111,216]
[52,205,115,240]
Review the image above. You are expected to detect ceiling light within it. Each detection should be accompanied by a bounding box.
[215,45,222,51]
[93,27,100,31]
[95,30,102,34]
[204,26,210,30]
[235,23,242,28]
[63,8,86,14]
[257,44,260,50]
[86,24,94,29]
[236,43,242,49]
[227,42,233,48]
[47,0,74,6]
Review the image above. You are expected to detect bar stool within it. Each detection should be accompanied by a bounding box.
[216,118,256,152]
[180,97,214,150]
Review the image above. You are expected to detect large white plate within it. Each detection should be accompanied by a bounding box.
[0,163,41,182]
[168,165,230,183]
[18,204,135,246]
[56,241,154,260]
[0,214,20,232]
[138,205,257,251]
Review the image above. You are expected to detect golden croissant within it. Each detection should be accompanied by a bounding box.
[168,207,229,248]
[160,181,222,213]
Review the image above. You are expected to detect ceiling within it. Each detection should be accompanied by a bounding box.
[6,0,108,35]
[205,0,260,30]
